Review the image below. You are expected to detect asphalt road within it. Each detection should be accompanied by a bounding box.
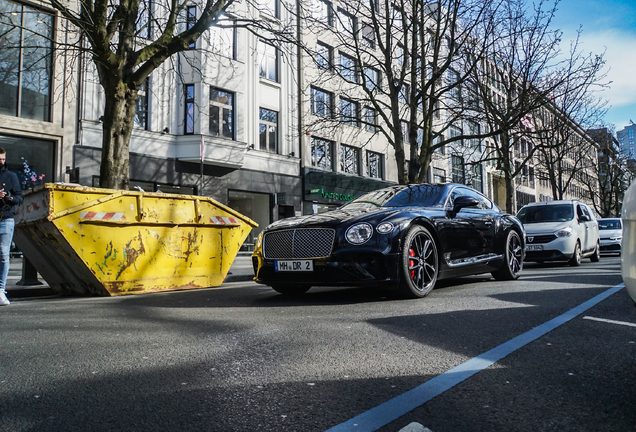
[1,256,634,432]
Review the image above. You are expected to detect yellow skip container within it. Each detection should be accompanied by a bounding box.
[14,183,257,296]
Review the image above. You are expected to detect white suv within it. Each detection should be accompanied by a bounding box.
[516,200,600,266]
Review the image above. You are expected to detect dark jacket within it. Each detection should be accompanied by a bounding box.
[0,166,24,220]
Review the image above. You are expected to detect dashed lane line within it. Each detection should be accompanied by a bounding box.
[326,284,625,432]
[583,315,636,328]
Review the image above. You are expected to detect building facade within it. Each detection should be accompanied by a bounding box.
[1,0,603,252]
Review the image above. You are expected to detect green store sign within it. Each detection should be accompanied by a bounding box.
[309,188,356,201]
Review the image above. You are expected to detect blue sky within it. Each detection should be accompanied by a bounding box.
[550,0,636,131]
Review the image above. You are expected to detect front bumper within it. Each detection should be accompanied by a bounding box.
[600,239,621,252]
[252,251,400,287]
[524,235,577,262]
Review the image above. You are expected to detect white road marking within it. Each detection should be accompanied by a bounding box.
[583,316,636,328]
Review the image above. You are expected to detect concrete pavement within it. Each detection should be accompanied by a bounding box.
[4,253,256,299]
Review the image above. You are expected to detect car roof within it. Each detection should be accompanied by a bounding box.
[520,200,579,208]
[598,217,621,221]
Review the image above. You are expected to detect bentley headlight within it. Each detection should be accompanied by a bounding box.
[555,227,573,238]
[376,222,394,234]
[346,223,373,244]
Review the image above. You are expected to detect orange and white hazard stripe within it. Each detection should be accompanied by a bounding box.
[80,211,126,221]
[210,216,239,225]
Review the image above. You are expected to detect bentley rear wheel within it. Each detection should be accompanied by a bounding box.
[398,225,439,299]
[492,230,523,280]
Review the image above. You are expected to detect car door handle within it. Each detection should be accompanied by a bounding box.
[484,221,493,226]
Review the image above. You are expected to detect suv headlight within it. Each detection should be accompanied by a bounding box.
[346,223,373,244]
[555,227,573,238]
[610,236,623,241]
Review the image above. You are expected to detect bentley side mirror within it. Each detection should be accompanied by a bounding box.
[452,196,480,214]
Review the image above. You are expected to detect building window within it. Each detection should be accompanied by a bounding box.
[392,5,403,28]
[468,122,480,150]
[433,167,446,183]
[187,6,197,49]
[340,144,360,174]
[316,42,332,70]
[399,83,409,104]
[310,87,333,118]
[396,44,405,66]
[184,84,195,134]
[134,78,150,130]
[209,17,235,59]
[311,0,333,26]
[137,0,152,39]
[337,8,356,38]
[311,137,333,170]
[209,87,234,139]
[451,155,465,184]
[259,108,278,153]
[471,164,483,192]
[434,133,445,154]
[401,121,409,143]
[449,125,462,149]
[363,66,380,91]
[258,41,278,82]
[448,69,461,101]
[340,98,359,127]
[339,52,357,82]
[259,0,279,18]
[361,24,375,49]
[363,107,376,132]
[0,0,53,121]
[367,151,384,179]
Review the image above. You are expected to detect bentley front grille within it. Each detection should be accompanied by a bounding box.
[263,228,336,259]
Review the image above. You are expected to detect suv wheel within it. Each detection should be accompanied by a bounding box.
[590,241,600,262]
[569,241,582,266]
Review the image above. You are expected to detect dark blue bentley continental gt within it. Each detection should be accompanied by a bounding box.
[252,183,525,298]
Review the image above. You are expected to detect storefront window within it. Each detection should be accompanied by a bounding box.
[0,134,54,189]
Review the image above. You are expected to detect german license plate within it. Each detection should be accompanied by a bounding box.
[525,245,543,251]
[275,260,314,272]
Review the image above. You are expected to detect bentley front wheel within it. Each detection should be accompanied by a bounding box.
[398,226,439,299]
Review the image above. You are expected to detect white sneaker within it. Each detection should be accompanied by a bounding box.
[0,290,10,306]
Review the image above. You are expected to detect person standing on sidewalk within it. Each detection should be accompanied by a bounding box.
[0,148,23,306]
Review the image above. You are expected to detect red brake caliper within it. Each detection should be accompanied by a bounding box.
[409,248,415,279]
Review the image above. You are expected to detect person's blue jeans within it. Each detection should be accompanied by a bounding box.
[0,218,15,292]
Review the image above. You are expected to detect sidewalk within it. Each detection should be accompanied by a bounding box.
[5,253,255,299]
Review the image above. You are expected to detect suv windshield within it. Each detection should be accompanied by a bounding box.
[598,219,622,230]
[517,204,574,224]
[342,185,444,210]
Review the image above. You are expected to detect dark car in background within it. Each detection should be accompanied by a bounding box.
[252,183,525,299]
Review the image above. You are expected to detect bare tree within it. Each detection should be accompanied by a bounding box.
[531,32,608,205]
[471,0,595,213]
[300,0,501,185]
[583,127,632,217]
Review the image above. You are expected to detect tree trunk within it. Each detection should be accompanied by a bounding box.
[99,84,138,190]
